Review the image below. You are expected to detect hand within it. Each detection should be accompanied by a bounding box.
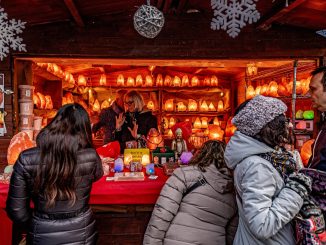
[128,121,139,139]
[285,172,312,199]
[115,113,125,130]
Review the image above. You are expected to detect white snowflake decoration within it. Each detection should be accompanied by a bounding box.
[0,7,26,61]
[316,30,326,38]
[211,0,260,38]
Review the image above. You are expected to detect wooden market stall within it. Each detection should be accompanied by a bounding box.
[0,0,326,244]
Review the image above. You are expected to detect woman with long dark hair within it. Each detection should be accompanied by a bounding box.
[6,103,103,244]
[144,140,238,245]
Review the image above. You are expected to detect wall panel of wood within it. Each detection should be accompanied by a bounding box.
[14,16,326,59]
[0,57,12,170]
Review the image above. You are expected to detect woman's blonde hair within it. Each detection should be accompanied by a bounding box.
[124,90,145,111]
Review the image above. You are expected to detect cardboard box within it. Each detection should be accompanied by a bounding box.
[152,146,175,165]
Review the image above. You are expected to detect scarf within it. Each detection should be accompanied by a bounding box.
[258,148,297,180]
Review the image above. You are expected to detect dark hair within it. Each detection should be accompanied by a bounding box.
[255,114,289,148]
[34,103,93,208]
[188,140,226,172]
[311,66,326,91]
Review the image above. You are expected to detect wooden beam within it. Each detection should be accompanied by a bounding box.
[163,0,172,14]
[257,0,307,31]
[176,0,188,14]
[157,0,164,9]
[64,0,85,27]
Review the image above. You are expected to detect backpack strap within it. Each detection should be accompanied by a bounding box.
[183,176,207,197]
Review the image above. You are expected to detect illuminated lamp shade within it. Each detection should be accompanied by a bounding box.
[162,117,169,129]
[78,75,87,86]
[180,152,193,164]
[124,153,133,166]
[191,76,199,86]
[156,74,163,86]
[101,99,111,110]
[77,75,87,86]
[296,110,304,119]
[172,76,181,87]
[201,117,208,128]
[208,125,224,141]
[302,77,311,95]
[114,158,124,172]
[246,85,255,99]
[164,99,174,111]
[147,100,155,110]
[99,74,106,86]
[204,129,209,136]
[278,84,287,96]
[45,95,53,110]
[37,92,46,109]
[200,100,209,112]
[225,117,237,137]
[164,75,172,86]
[177,102,187,112]
[146,128,163,150]
[167,129,173,138]
[33,94,41,108]
[296,80,303,95]
[213,117,220,126]
[296,121,306,130]
[7,132,36,165]
[52,64,60,75]
[169,117,176,128]
[117,74,124,86]
[188,99,198,111]
[208,102,216,111]
[260,84,269,96]
[303,110,314,120]
[211,75,218,86]
[181,75,189,87]
[126,76,135,87]
[217,100,224,112]
[193,117,202,129]
[135,75,143,87]
[286,82,293,96]
[268,81,278,97]
[145,75,153,87]
[300,139,314,166]
[255,85,261,95]
[203,77,211,86]
[93,99,100,112]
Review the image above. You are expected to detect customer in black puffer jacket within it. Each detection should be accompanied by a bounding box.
[6,103,103,245]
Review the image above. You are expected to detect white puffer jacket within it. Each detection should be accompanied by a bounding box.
[225,131,303,245]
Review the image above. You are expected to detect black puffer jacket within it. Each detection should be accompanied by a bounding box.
[6,147,103,245]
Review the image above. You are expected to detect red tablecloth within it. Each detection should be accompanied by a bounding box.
[0,168,168,245]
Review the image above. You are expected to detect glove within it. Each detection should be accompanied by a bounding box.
[300,198,323,219]
[285,172,312,199]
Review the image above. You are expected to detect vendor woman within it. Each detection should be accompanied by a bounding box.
[115,90,158,152]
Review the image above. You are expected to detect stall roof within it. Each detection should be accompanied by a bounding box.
[1,0,326,31]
